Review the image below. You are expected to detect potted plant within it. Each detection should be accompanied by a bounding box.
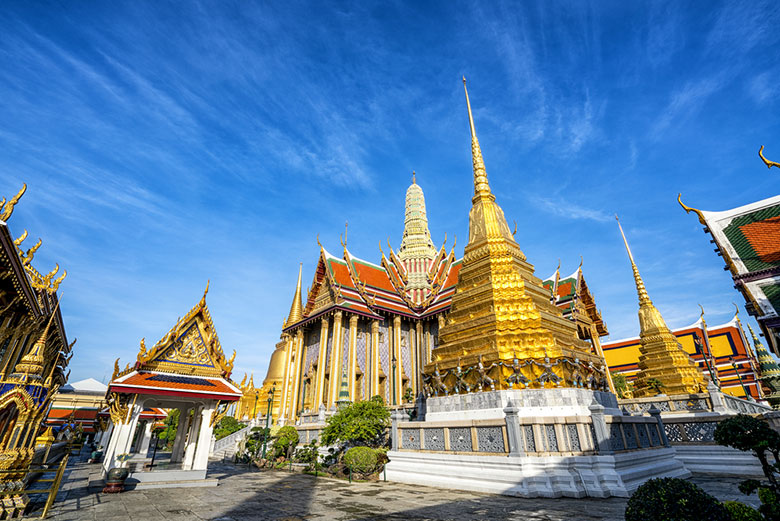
[102,453,132,493]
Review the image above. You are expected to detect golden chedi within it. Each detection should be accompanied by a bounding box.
[616,218,706,396]
[427,79,606,390]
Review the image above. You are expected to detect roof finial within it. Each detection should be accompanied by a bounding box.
[0,184,27,222]
[285,263,304,327]
[759,145,780,170]
[678,193,707,225]
[616,215,651,305]
[462,77,491,198]
[412,171,416,184]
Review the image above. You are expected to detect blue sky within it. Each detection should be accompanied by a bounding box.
[1,1,778,383]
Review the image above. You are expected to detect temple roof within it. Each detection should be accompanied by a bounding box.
[541,265,608,337]
[680,194,780,321]
[287,241,460,330]
[109,370,242,401]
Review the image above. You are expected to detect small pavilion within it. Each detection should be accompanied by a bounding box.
[103,285,242,484]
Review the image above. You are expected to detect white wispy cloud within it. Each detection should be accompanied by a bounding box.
[529,196,612,223]
[650,75,726,138]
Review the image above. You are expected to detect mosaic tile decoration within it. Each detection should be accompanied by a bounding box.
[423,428,445,451]
[449,427,473,452]
[476,426,505,453]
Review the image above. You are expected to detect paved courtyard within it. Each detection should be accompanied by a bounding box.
[41,457,759,521]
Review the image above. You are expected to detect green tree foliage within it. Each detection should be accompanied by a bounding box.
[625,478,731,521]
[294,440,320,471]
[214,416,245,441]
[611,372,628,398]
[320,395,390,448]
[271,426,300,460]
[343,446,379,475]
[723,501,763,521]
[715,415,780,520]
[157,409,180,449]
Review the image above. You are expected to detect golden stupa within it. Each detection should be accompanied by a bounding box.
[616,218,707,396]
[425,79,606,389]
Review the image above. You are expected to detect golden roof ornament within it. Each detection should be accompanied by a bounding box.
[0,184,26,221]
[285,263,304,327]
[13,230,27,246]
[13,301,59,379]
[759,145,779,170]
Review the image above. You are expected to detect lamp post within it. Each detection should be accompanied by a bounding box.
[391,354,397,406]
[261,384,276,460]
[730,357,751,400]
[252,390,259,419]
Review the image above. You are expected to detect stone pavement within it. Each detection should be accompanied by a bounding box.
[39,458,760,521]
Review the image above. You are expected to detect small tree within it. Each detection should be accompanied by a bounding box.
[625,477,731,521]
[157,409,180,450]
[715,414,780,519]
[320,395,390,448]
[611,372,628,398]
[271,426,300,460]
[214,416,245,441]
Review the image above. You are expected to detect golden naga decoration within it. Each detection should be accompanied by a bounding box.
[13,230,27,246]
[107,392,129,425]
[424,78,607,391]
[21,238,41,266]
[759,145,780,170]
[0,184,26,221]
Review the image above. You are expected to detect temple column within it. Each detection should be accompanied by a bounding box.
[590,325,615,394]
[314,317,330,408]
[370,320,380,398]
[170,406,192,463]
[191,405,216,471]
[289,329,305,422]
[423,322,431,364]
[103,400,143,474]
[99,423,113,448]
[348,315,358,399]
[183,405,204,470]
[278,332,294,423]
[327,311,344,407]
[137,421,153,456]
[393,316,402,405]
[414,321,423,395]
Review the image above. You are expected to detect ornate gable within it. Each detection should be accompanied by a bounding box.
[129,283,235,378]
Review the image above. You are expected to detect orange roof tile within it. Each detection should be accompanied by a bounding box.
[111,371,242,400]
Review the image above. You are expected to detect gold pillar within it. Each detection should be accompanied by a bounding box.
[414,321,423,396]
[327,311,344,407]
[278,333,294,421]
[423,321,431,364]
[371,320,380,398]
[314,317,330,408]
[348,315,358,399]
[288,329,305,421]
[590,325,615,394]
[393,316,402,405]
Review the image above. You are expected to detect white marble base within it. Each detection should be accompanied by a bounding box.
[425,388,620,421]
[386,447,688,498]
[673,445,766,477]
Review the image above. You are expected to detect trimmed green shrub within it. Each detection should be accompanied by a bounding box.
[272,426,300,460]
[723,501,763,521]
[625,478,731,521]
[214,416,245,441]
[343,446,379,474]
[321,396,390,448]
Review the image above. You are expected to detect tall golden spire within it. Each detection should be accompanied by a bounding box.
[616,216,651,306]
[463,77,492,199]
[428,79,605,391]
[285,263,304,327]
[615,216,705,396]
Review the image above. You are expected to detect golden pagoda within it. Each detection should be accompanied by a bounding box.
[616,217,706,396]
[426,79,606,390]
[748,325,780,408]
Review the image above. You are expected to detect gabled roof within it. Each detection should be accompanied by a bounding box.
[60,377,107,394]
[287,243,461,330]
[541,266,608,337]
[114,283,235,380]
